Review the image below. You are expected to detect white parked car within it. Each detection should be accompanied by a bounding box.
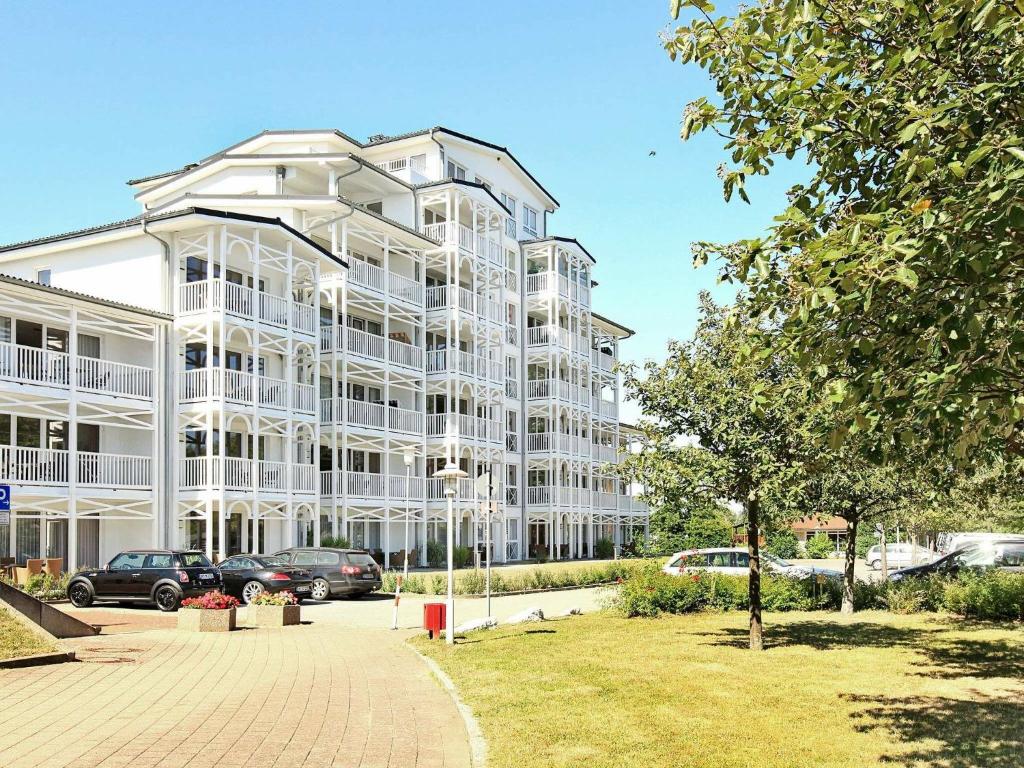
[865,543,937,570]
[662,548,841,580]
[936,532,1024,555]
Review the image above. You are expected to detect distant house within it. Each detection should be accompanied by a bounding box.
[732,515,849,551]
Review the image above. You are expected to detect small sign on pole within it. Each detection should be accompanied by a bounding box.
[0,484,10,525]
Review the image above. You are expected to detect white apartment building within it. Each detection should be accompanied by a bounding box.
[0,127,649,569]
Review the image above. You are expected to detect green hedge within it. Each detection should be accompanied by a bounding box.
[382,559,649,596]
[613,563,1024,620]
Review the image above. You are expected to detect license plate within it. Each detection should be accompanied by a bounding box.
[294,585,310,592]
[199,573,214,580]
[361,573,375,580]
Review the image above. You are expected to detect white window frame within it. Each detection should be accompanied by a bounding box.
[501,193,517,219]
[522,205,538,236]
[36,268,52,286]
[446,159,467,180]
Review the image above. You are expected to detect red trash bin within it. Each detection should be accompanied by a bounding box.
[423,602,446,639]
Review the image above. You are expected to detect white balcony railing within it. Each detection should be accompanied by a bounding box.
[348,260,424,305]
[592,349,615,372]
[0,446,151,488]
[178,457,311,493]
[388,338,423,369]
[178,279,314,336]
[505,378,519,399]
[178,369,313,413]
[0,342,153,399]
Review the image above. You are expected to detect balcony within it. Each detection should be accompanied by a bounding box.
[178,279,316,336]
[348,259,424,305]
[425,285,501,322]
[592,349,615,372]
[0,342,154,400]
[319,398,423,434]
[525,271,590,304]
[597,400,618,419]
[178,369,316,414]
[425,350,503,382]
[527,433,591,455]
[594,444,618,463]
[524,486,596,506]
[426,413,501,442]
[319,326,423,369]
[320,470,426,500]
[178,457,316,494]
[421,222,504,266]
[0,447,151,489]
[425,476,476,501]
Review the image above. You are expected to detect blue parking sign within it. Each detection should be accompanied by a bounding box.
[0,485,10,512]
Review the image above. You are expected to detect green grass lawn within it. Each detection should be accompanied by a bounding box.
[0,607,54,660]
[414,610,1024,768]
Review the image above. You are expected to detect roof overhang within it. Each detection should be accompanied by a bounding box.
[520,236,598,265]
[0,272,172,321]
[592,312,635,339]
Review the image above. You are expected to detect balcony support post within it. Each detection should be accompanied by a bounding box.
[67,306,79,570]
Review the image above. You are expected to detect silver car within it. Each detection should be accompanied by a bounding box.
[663,547,841,579]
[865,543,936,570]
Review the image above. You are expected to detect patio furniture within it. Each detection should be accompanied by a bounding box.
[43,557,62,577]
[13,558,44,586]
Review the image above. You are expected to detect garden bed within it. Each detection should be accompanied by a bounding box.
[0,606,57,661]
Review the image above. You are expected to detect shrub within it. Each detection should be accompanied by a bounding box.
[249,590,297,606]
[453,546,473,569]
[426,539,445,568]
[943,571,1024,621]
[765,530,801,560]
[320,534,351,549]
[855,526,878,558]
[595,538,615,559]
[181,591,239,610]
[534,547,550,564]
[804,534,837,559]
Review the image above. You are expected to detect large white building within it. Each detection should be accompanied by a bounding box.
[0,127,648,569]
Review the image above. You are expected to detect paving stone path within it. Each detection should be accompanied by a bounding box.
[0,622,471,768]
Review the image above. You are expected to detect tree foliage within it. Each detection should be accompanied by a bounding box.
[666,0,1024,462]
[620,292,814,649]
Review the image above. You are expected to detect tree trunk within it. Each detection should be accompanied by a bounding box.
[841,516,858,615]
[879,525,888,580]
[747,498,763,651]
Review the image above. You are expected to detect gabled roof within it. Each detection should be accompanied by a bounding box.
[0,207,347,268]
[0,273,172,320]
[128,126,560,210]
[520,236,598,265]
[369,126,560,209]
[414,178,512,216]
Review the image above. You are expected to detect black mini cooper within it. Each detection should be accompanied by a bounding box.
[67,550,222,612]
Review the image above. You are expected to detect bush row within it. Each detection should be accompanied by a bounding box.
[613,563,1024,621]
[381,559,649,596]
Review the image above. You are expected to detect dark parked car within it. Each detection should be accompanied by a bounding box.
[218,554,313,604]
[67,550,222,612]
[273,547,382,600]
[890,539,1024,581]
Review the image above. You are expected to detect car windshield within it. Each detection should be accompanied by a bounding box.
[954,546,998,567]
[762,553,791,568]
[178,553,213,568]
[259,556,288,567]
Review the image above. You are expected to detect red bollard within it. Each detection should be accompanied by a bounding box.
[423,602,446,639]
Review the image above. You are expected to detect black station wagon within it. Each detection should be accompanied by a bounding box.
[67,550,222,612]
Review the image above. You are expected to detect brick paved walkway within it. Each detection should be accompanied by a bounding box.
[0,623,472,768]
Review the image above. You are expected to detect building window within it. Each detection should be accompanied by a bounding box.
[446,160,467,180]
[36,269,51,286]
[522,205,538,236]
[501,193,516,218]
[365,201,383,215]
[474,175,492,192]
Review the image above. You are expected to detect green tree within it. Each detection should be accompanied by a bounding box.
[666,0,1024,462]
[764,529,800,559]
[619,293,813,649]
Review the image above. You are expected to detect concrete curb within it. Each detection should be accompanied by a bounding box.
[383,582,615,600]
[0,650,76,669]
[408,643,488,768]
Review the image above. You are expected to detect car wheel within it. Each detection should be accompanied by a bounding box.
[310,578,330,601]
[155,585,180,612]
[241,580,265,605]
[68,581,93,608]
[869,560,880,570]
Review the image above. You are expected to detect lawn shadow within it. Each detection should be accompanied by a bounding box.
[846,692,1024,767]
[704,619,1024,681]
[455,623,561,645]
[703,620,931,652]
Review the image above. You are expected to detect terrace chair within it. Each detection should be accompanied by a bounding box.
[43,557,62,577]
[14,558,44,586]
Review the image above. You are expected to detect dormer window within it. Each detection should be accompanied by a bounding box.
[446,159,467,180]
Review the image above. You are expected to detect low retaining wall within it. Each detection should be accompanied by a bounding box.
[0,581,98,638]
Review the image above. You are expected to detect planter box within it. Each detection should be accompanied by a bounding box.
[246,604,300,627]
[177,607,236,633]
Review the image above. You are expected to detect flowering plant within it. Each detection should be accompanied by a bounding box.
[248,590,297,606]
[180,590,239,610]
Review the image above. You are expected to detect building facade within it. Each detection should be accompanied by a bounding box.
[0,127,648,569]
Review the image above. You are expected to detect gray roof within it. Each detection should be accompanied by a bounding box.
[0,272,172,320]
[519,236,598,264]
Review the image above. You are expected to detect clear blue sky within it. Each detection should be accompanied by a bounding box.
[0,0,805,416]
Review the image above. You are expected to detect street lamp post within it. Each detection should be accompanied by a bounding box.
[434,461,467,644]
[391,446,417,631]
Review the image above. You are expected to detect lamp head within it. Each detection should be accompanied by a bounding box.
[403,447,416,468]
[433,461,469,494]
